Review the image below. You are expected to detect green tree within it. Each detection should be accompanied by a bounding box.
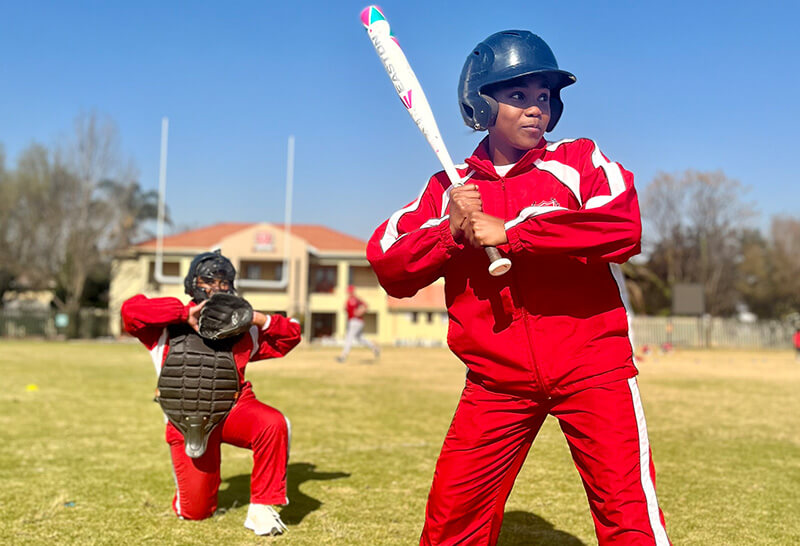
[97,178,167,249]
[767,216,800,317]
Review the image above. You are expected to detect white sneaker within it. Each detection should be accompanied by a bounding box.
[244,504,288,536]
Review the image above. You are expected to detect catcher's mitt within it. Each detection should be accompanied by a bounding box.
[198,293,254,340]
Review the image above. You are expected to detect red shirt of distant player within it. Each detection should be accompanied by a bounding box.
[345,286,367,319]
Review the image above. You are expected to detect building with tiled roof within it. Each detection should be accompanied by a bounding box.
[110,222,448,346]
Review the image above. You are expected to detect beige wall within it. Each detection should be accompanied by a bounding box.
[382,310,449,346]
[109,252,191,336]
[214,223,309,316]
[110,223,449,346]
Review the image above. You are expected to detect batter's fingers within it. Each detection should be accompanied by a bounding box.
[452,184,481,195]
[452,194,483,208]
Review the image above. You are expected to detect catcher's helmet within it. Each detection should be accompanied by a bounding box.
[184,250,237,302]
[458,30,576,132]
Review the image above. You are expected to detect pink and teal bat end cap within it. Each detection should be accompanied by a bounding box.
[360,5,398,43]
[360,5,385,28]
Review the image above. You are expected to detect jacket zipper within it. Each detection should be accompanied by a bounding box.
[502,175,549,397]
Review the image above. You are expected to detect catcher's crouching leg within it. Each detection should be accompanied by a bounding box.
[166,424,222,520]
[221,389,290,506]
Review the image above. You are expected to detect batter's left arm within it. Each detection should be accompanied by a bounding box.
[505,139,641,263]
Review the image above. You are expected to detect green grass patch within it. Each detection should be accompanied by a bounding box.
[1,342,798,544]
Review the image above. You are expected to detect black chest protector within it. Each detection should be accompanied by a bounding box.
[157,324,242,458]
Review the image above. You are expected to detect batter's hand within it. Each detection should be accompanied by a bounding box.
[449,184,483,241]
[187,300,206,333]
[464,211,508,248]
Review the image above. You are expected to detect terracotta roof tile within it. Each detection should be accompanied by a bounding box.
[135,222,256,250]
[135,222,366,253]
[282,225,365,252]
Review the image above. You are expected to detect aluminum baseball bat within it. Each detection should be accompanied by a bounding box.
[360,5,511,276]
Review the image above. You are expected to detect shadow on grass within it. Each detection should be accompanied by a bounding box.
[498,511,586,545]
[218,462,350,525]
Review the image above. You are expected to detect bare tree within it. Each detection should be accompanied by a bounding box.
[49,114,121,321]
[0,144,14,300]
[641,170,756,315]
[1,145,73,287]
[685,171,755,315]
[769,216,800,317]
[641,171,690,285]
[1,116,165,330]
[0,144,9,263]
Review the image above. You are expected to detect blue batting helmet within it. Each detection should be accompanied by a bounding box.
[458,30,576,132]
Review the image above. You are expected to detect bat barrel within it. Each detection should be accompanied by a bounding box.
[361,4,511,277]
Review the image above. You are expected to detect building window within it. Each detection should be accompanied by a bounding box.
[148,260,180,284]
[246,263,261,279]
[240,260,284,281]
[310,266,337,293]
[259,310,287,317]
[363,312,378,334]
[310,312,336,339]
[348,265,378,288]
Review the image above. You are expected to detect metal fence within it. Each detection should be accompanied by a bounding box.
[630,315,794,349]
[0,309,112,339]
[0,308,795,349]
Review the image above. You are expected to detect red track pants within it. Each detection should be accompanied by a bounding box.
[421,378,670,545]
[165,383,290,520]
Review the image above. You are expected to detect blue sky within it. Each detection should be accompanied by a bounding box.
[1,1,797,241]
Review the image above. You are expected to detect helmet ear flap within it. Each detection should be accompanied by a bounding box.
[547,89,564,132]
[463,93,498,131]
[479,93,499,130]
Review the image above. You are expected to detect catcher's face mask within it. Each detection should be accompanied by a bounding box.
[196,276,232,297]
[186,251,237,302]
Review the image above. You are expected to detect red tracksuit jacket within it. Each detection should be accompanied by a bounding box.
[121,294,301,382]
[368,137,641,397]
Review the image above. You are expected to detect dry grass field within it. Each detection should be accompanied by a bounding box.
[1,340,798,545]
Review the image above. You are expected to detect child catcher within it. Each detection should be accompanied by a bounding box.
[121,250,300,537]
[368,31,670,545]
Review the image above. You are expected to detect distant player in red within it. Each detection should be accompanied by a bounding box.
[121,251,301,536]
[368,31,669,544]
[794,329,800,361]
[337,285,380,363]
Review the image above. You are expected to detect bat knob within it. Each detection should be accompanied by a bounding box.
[488,257,512,276]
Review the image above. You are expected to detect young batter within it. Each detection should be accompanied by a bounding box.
[121,250,301,536]
[367,31,670,545]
